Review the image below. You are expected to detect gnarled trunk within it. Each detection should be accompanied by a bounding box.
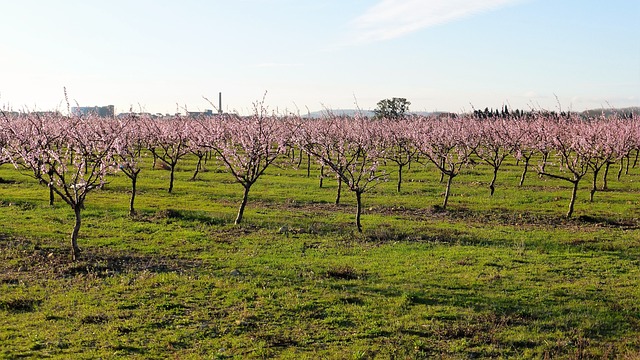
[397,164,403,192]
[168,162,176,193]
[191,154,204,181]
[443,173,455,210]
[129,175,138,216]
[489,167,498,196]
[235,185,251,225]
[71,205,82,261]
[519,155,530,186]
[590,167,600,202]
[602,162,611,190]
[567,180,579,218]
[355,190,363,233]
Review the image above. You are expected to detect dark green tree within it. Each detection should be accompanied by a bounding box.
[374,98,411,120]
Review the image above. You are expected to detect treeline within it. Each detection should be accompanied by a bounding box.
[1,109,640,259]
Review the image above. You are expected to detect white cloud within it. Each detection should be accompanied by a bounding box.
[349,0,524,44]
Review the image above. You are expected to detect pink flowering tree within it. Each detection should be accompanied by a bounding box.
[377,119,418,192]
[196,111,289,225]
[144,116,192,193]
[298,115,386,232]
[473,117,521,196]
[189,144,210,181]
[411,116,476,210]
[6,113,120,260]
[113,115,148,216]
[536,117,592,218]
[585,116,633,202]
[513,118,540,187]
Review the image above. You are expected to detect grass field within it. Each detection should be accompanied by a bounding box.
[1,153,640,359]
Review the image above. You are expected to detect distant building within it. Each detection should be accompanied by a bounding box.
[71,105,115,118]
[32,111,63,117]
[186,109,214,118]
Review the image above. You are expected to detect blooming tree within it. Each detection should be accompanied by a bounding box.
[113,115,147,216]
[473,117,521,196]
[299,115,386,232]
[378,119,418,192]
[411,116,476,209]
[196,111,289,224]
[536,117,592,218]
[145,116,192,193]
[6,113,120,260]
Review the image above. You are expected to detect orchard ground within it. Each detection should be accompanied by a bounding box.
[1,152,640,359]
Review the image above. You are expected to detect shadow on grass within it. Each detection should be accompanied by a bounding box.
[0,236,203,279]
[0,298,42,313]
[371,205,639,230]
[150,208,227,226]
[363,224,512,248]
[61,251,203,278]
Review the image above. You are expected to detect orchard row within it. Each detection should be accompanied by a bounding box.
[1,110,638,259]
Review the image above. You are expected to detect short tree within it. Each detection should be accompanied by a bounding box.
[145,117,192,193]
[299,115,386,232]
[411,116,476,210]
[6,113,120,260]
[113,115,147,216]
[196,111,289,225]
[536,118,592,218]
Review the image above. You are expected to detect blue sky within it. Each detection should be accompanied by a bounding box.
[1,0,638,114]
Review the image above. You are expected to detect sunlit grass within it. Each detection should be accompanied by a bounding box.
[1,154,640,359]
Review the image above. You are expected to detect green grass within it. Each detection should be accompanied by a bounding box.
[1,154,640,359]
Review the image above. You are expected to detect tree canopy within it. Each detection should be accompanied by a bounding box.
[374,97,411,120]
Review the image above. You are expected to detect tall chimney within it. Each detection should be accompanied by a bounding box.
[218,92,223,114]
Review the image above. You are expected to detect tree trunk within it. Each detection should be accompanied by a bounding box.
[129,174,138,216]
[540,152,549,177]
[634,149,639,168]
[519,156,530,186]
[71,205,82,261]
[335,176,342,205]
[489,167,498,196]
[168,163,176,193]
[191,155,203,181]
[235,185,251,225]
[443,173,454,210]
[439,159,445,183]
[602,162,611,190]
[590,168,599,202]
[397,164,403,192]
[49,184,55,206]
[617,158,624,180]
[567,180,579,218]
[626,154,631,175]
[319,165,324,188]
[355,190,363,233]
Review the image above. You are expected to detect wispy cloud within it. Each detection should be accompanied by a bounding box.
[349,0,524,44]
